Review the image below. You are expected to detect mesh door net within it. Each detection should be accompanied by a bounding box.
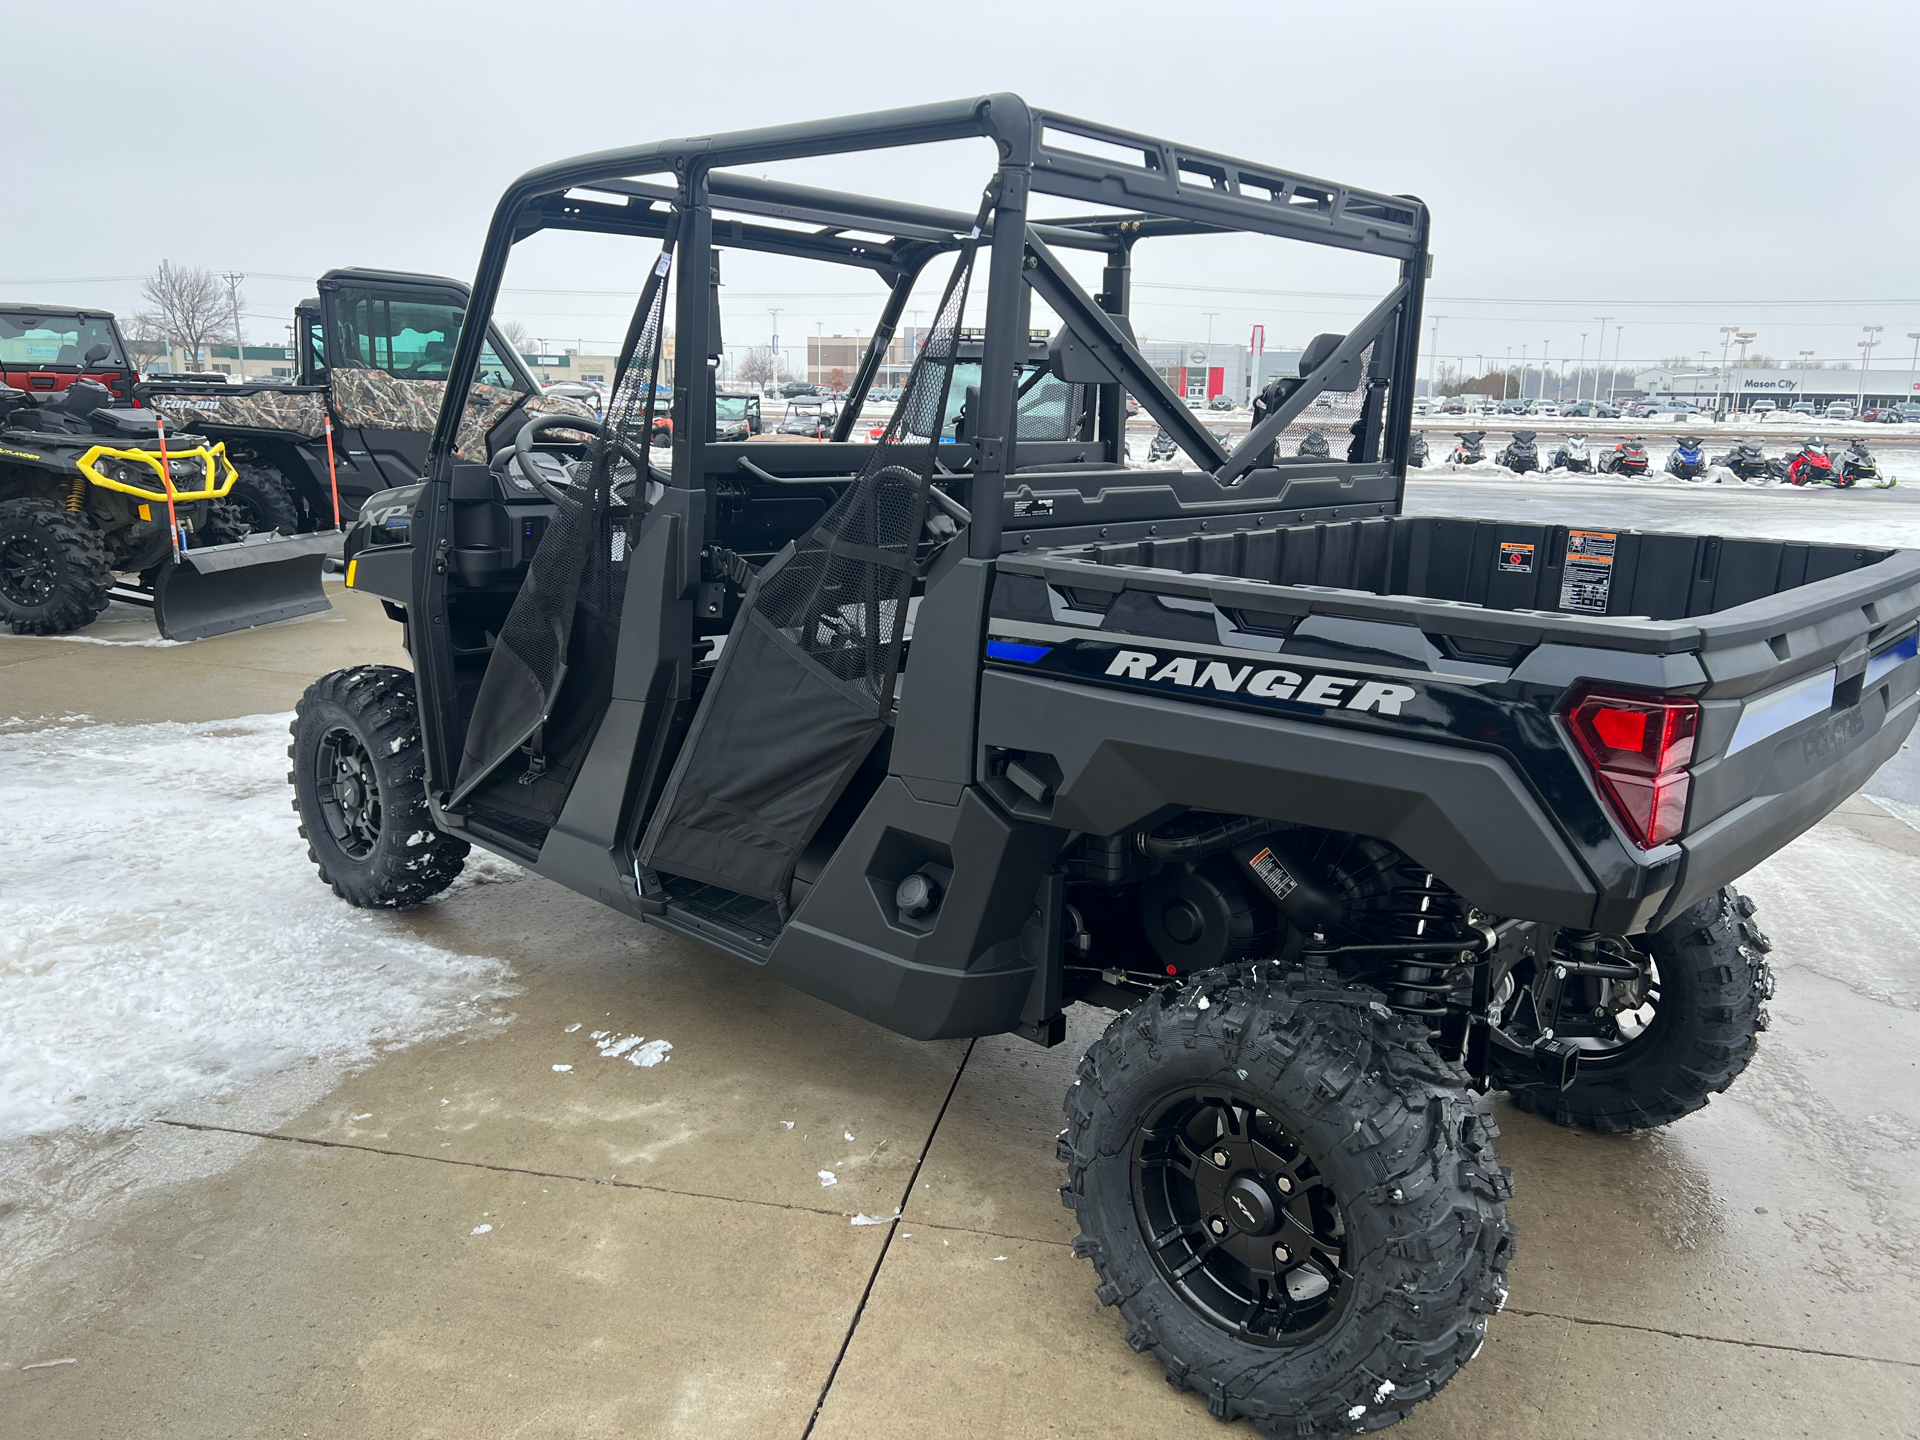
[638,230,982,905]
[451,248,672,809]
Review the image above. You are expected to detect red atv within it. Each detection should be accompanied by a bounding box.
[0,305,142,403]
[1786,437,1835,486]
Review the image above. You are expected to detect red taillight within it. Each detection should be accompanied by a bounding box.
[1564,686,1699,848]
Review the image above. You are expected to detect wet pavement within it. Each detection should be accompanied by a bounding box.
[3,546,1919,1438]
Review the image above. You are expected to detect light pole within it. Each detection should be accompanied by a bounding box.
[221,271,245,377]
[1798,350,1815,408]
[814,320,824,389]
[1907,331,1920,407]
[1575,332,1588,404]
[1504,347,1512,400]
[1594,317,1615,405]
[1718,325,1740,417]
[1427,316,1442,400]
[1203,311,1219,347]
[1732,330,1755,414]
[767,308,782,390]
[1520,343,1529,402]
[1543,341,1552,401]
[1858,324,1883,411]
[1607,324,1626,405]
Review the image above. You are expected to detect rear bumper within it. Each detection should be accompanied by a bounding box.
[1656,682,1919,928]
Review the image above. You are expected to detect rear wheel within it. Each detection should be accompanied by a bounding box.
[227,462,304,535]
[1504,887,1773,1133]
[1062,966,1514,1437]
[289,664,468,907]
[0,497,113,635]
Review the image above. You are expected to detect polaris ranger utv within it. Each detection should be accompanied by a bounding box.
[290,98,1920,1436]
[141,267,591,530]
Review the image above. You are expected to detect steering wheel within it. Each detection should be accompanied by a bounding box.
[511,411,654,505]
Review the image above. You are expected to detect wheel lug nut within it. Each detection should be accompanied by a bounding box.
[1211,1150,1230,1167]
[1275,1177,1292,1193]
[1209,1217,1227,1236]
[1273,1245,1291,1264]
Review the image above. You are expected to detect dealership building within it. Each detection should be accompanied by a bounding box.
[1636,366,1920,411]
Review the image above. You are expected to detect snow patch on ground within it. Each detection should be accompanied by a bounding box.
[592,1032,671,1067]
[0,713,519,1145]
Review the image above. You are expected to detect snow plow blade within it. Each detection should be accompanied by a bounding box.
[149,531,339,641]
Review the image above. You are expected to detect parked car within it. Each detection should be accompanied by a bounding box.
[1749,400,1778,416]
[1789,401,1816,416]
[1897,403,1920,422]
[1824,401,1855,421]
[1440,397,1467,414]
[1529,400,1561,416]
[1207,395,1234,411]
[1862,406,1904,423]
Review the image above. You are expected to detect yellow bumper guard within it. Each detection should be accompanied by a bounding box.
[76,441,240,504]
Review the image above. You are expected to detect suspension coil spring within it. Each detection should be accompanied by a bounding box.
[66,475,87,513]
[1384,870,1475,1025]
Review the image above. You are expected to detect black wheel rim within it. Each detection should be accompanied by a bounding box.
[1132,1087,1352,1347]
[317,724,382,859]
[1,526,58,607]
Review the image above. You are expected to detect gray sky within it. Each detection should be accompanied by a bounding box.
[10,0,1919,379]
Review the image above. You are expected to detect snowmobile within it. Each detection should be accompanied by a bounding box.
[1294,427,1330,459]
[1449,430,1486,464]
[1835,438,1888,488]
[1786,437,1834,486]
[1409,431,1428,467]
[1146,427,1177,462]
[1496,430,1540,474]
[1665,436,1708,480]
[1549,434,1592,472]
[1709,441,1772,483]
[0,378,334,637]
[1600,437,1649,476]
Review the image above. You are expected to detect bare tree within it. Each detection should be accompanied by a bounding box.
[736,345,776,393]
[133,263,234,369]
[498,319,533,355]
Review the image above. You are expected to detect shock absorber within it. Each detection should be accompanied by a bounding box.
[66,475,87,513]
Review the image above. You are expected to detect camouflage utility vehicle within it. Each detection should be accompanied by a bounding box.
[141,267,593,531]
[290,99,1917,1435]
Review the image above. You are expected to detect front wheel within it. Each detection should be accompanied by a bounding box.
[288,664,468,906]
[227,462,305,535]
[1062,966,1515,1437]
[1504,887,1773,1132]
[0,497,113,635]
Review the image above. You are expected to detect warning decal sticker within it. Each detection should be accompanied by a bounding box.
[1497,541,1535,575]
[1559,529,1618,614]
[1246,846,1299,903]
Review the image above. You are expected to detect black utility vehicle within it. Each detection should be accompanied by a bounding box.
[291,98,1920,1436]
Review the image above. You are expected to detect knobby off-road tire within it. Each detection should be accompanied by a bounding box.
[228,462,304,535]
[1061,965,1516,1438]
[196,498,252,548]
[0,497,113,635]
[1506,886,1774,1133]
[289,664,468,907]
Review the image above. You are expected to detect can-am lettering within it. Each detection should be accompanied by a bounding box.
[1105,649,1415,715]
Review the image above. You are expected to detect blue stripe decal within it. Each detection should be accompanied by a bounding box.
[987,640,1052,664]
[1865,632,1919,687]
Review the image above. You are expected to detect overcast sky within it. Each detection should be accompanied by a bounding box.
[10,0,1920,379]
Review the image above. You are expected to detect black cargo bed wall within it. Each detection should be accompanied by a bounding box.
[1062,516,1891,621]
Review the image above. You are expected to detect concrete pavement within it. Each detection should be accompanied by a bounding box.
[3,586,1918,1439]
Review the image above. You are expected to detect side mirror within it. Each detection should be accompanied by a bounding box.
[83,343,112,367]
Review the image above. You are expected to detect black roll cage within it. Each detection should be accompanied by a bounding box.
[413,93,1429,799]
